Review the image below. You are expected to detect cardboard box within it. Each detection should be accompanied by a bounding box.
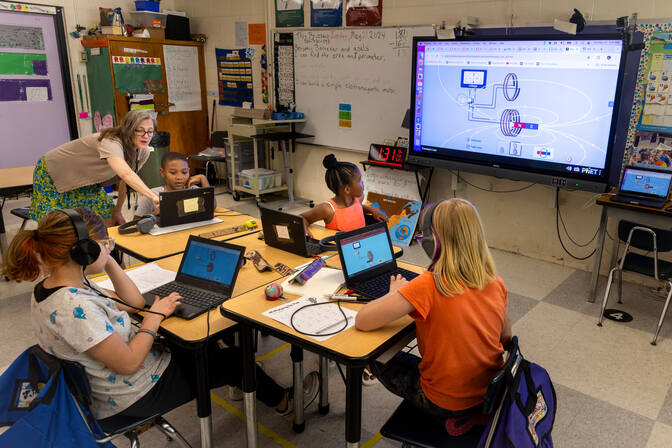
[147,27,165,39]
[233,108,271,119]
[101,25,123,35]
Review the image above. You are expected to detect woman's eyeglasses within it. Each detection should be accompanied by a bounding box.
[134,129,154,137]
[101,238,115,251]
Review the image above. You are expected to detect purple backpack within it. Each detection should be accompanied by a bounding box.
[479,358,556,447]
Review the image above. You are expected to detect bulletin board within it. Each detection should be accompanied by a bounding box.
[0,2,77,169]
[626,23,672,168]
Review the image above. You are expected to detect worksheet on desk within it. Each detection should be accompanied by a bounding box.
[95,263,176,294]
[262,295,358,342]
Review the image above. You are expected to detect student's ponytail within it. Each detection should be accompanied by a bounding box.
[2,229,42,281]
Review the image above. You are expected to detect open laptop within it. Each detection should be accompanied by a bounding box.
[259,206,324,257]
[143,235,245,319]
[158,187,215,227]
[611,166,672,209]
[335,222,419,299]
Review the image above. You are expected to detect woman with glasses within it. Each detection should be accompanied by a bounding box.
[29,110,160,226]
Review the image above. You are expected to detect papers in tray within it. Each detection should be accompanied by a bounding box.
[262,295,357,342]
[280,267,345,297]
[148,217,222,235]
[94,263,176,294]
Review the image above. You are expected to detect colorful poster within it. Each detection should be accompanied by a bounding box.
[0,52,46,75]
[0,24,44,49]
[216,48,253,107]
[311,0,342,27]
[111,55,163,94]
[345,0,382,26]
[637,33,672,133]
[248,23,266,45]
[274,33,294,110]
[276,0,304,28]
[364,192,421,247]
[0,78,51,101]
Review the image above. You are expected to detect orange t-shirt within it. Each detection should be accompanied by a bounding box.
[325,198,366,231]
[399,272,507,411]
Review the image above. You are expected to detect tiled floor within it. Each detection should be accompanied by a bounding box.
[2,191,672,447]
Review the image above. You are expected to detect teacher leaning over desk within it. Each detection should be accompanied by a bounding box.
[29,110,160,227]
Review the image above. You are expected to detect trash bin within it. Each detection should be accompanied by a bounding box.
[138,131,170,188]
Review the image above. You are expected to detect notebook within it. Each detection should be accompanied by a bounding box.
[158,186,215,227]
[611,166,672,209]
[143,235,245,319]
[335,222,419,299]
[259,206,324,257]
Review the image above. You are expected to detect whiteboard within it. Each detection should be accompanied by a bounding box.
[292,26,433,152]
[164,44,202,112]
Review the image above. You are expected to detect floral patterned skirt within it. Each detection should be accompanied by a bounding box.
[29,157,114,221]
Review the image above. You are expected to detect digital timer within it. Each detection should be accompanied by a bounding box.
[368,144,408,167]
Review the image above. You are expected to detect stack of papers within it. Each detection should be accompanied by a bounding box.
[262,295,357,342]
[281,267,344,297]
[95,263,176,294]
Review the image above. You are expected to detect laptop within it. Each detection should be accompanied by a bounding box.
[158,187,215,227]
[143,235,245,319]
[259,206,324,257]
[335,222,419,299]
[611,166,672,209]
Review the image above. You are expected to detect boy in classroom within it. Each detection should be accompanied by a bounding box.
[355,199,512,434]
[133,152,210,219]
[300,154,387,237]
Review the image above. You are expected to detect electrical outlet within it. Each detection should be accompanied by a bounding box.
[207,90,218,97]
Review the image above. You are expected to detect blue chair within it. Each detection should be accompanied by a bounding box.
[598,220,672,345]
[379,337,521,448]
[31,345,191,448]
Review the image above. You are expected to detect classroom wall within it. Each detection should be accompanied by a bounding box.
[22,0,176,137]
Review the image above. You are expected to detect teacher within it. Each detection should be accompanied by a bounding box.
[29,110,160,226]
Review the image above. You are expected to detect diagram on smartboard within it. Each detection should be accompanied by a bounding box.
[418,65,618,168]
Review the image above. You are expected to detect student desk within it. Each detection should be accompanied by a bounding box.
[220,259,423,448]
[95,228,336,448]
[589,193,672,302]
[108,208,256,262]
[0,166,33,234]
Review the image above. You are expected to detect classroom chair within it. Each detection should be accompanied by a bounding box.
[10,207,31,231]
[598,220,672,345]
[30,345,192,448]
[379,337,521,448]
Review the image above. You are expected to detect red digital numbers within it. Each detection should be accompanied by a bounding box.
[379,146,390,161]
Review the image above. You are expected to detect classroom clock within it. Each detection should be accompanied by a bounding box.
[368,143,408,167]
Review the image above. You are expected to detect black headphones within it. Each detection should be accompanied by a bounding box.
[421,201,444,268]
[59,209,101,267]
[118,215,157,235]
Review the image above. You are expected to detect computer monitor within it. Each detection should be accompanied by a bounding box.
[408,35,627,192]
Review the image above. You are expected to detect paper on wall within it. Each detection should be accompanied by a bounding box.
[163,45,202,112]
[26,87,48,101]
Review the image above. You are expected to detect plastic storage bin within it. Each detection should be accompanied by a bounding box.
[239,169,281,190]
[135,1,160,12]
[128,11,167,28]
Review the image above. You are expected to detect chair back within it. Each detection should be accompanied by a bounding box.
[482,336,519,415]
[618,220,672,252]
[30,346,93,408]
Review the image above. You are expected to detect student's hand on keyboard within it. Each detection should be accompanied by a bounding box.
[149,292,182,319]
[389,274,409,294]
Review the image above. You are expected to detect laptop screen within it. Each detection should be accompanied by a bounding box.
[339,225,394,277]
[620,168,672,199]
[180,240,240,286]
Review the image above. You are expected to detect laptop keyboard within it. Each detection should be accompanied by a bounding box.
[149,281,225,309]
[353,268,420,298]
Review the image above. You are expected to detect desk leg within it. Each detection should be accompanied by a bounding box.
[318,355,330,415]
[589,207,609,302]
[240,324,259,448]
[290,345,305,433]
[345,365,364,448]
[195,345,213,448]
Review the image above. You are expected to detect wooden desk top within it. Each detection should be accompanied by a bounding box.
[221,260,424,360]
[109,208,256,262]
[0,166,34,190]
[597,193,672,217]
[95,231,338,343]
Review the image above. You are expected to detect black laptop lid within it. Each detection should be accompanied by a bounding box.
[335,222,396,284]
[617,166,672,200]
[175,235,245,296]
[159,187,215,227]
[259,206,309,256]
